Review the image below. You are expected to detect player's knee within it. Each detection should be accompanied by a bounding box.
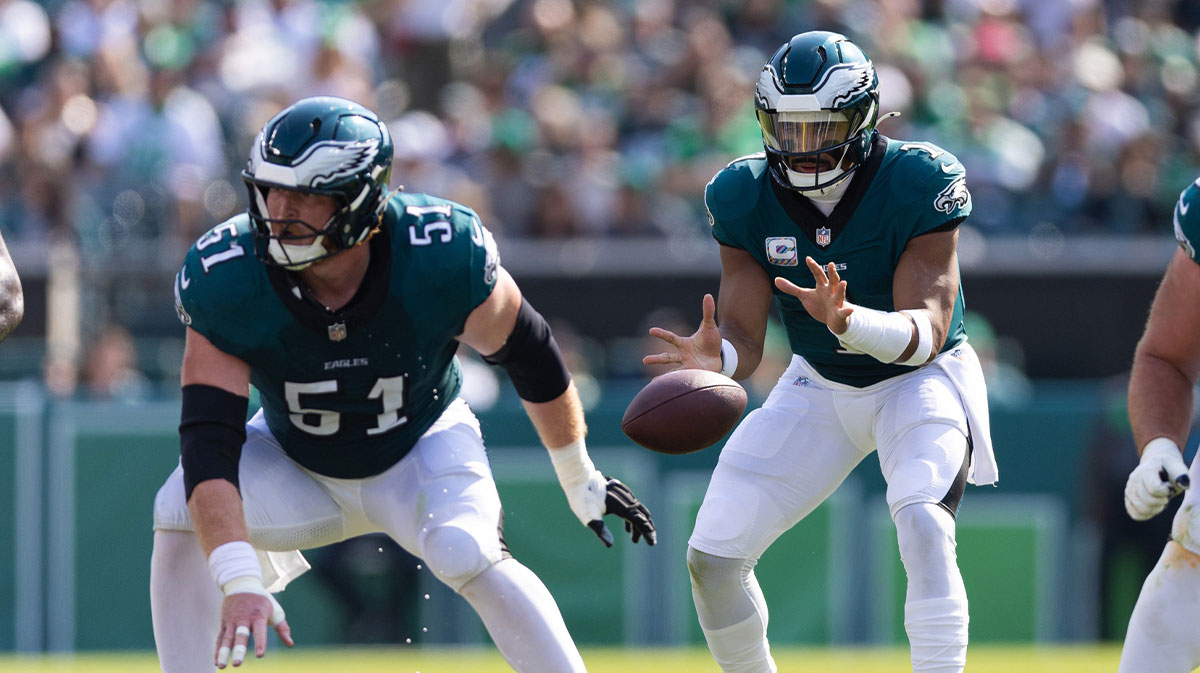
[421,525,497,592]
[1171,501,1200,555]
[894,503,955,567]
[687,546,740,591]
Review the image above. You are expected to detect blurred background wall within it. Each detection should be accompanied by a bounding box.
[0,0,1197,654]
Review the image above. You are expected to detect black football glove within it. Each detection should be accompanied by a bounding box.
[586,477,656,548]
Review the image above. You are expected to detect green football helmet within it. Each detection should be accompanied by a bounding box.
[755,31,880,194]
[242,96,393,270]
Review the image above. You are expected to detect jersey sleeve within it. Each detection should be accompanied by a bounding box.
[1173,178,1200,263]
[911,148,972,237]
[174,245,214,339]
[465,210,500,309]
[705,157,764,249]
[172,216,262,360]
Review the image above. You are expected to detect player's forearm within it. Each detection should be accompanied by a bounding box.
[522,381,586,449]
[1129,349,1195,452]
[187,479,252,555]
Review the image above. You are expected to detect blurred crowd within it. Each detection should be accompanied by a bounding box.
[0,0,1199,257]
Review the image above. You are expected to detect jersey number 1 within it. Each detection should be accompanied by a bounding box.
[196,222,246,273]
[285,376,407,436]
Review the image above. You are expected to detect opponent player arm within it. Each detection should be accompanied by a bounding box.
[0,232,23,342]
[459,267,655,546]
[1123,248,1199,520]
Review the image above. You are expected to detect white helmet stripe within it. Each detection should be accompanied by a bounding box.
[254,162,299,187]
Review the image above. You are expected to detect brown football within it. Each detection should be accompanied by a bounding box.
[621,369,748,455]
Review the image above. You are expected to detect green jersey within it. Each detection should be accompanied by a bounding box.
[707,134,971,387]
[174,192,499,478]
[1173,177,1200,264]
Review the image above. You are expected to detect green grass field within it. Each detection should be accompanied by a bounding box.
[0,645,1138,672]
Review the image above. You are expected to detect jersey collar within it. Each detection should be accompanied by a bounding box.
[266,225,392,340]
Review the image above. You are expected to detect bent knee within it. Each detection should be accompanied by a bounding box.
[421,525,500,592]
[687,546,748,588]
[894,503,955,555]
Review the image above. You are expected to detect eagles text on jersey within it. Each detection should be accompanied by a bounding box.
[174,192,500,477]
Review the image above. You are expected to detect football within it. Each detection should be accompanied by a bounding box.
[621,369,748,455]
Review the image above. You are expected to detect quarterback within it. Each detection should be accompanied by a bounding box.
[150,96,655,672]
[644,32,995,673]
[1119,176,1200,672]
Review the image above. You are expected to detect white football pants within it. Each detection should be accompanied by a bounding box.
[1119,452,1200,673]
[150,398,585,673]
[689,354,973,673]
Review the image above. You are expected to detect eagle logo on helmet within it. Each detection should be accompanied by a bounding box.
[824,63,874,108]
[248,137,381,189]
[298,139,381,188]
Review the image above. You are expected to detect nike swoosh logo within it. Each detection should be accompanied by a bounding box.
[1182,201,1191,217]
[940,161,959,173]
[179,267,190,289]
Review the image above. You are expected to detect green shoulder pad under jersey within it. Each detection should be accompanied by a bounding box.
[1174,177,1200,262]
[173,192,499,478]
[704,135,969,387]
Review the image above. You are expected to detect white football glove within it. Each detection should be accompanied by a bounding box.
[1125,437,1191,521]
[547,438,658,547]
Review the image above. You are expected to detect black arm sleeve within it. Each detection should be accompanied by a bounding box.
[180,384,248,501]
[482,299,572,403]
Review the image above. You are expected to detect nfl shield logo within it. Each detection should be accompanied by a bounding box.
[328,322,348,342]
[816,227,832,247]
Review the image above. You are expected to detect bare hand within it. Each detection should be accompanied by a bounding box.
[775,257,853,334]
[642,294,723,372]
[214,592,293,668]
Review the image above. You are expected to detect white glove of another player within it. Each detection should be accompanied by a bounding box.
[1125,437,1191,521]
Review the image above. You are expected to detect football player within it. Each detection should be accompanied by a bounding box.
[643,32,995,673]
[0,231,22,342]
[150,96,655,672]
[1118,177,1200,672]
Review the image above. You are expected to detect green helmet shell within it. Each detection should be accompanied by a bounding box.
[242,96,394,269]
[755,31,880,192]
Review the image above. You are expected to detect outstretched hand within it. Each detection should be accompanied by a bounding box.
[774,257,853,334]
[586,477,656,547]
[642,294,723,372]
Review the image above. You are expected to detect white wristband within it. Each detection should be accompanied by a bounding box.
[898,309,934,366]
[720,339,739,378]
[208,540,262,589]
[548,437,596,489]
[834,306,914,364]
[1141,437,1182,463]
[222,577,287,627]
